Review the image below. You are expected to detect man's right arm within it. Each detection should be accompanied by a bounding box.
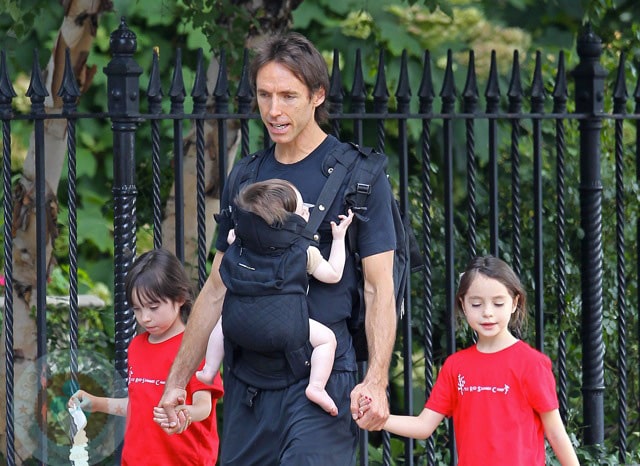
[157,251,226,428]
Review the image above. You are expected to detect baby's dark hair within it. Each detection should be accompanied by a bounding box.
[125,248,194,323]
[455,255,528,335]
[235,179,298,226]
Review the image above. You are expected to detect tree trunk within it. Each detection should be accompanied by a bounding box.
[0,1,113,462]
[160,55,241,281]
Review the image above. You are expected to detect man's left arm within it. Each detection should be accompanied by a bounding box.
[350,249,395,429]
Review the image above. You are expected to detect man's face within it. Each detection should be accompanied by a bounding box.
[255,61,325,146]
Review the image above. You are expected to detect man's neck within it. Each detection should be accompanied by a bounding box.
[274,127,328,164]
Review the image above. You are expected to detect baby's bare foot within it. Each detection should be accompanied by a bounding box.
[306,384,338,416]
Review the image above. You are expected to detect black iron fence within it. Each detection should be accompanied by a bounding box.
[1,17,639,466]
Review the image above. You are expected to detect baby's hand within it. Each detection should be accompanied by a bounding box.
[330,209,354,240]
[227,229,237,245]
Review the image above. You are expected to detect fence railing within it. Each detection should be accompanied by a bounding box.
[1,17,639,466]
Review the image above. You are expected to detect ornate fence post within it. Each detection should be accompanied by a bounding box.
[103,17,142,458]
[572,23,606,447]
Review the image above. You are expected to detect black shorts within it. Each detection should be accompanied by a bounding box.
[220,369,358,466]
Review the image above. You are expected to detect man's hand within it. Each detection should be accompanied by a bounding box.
[354,251,395,430]
[350,379,389,430]
[155,387,187,431]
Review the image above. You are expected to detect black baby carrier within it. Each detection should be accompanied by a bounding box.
[220,206,316,389]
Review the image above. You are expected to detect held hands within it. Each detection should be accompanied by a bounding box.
[355,395,372,418]
[153,405,192,434]
[154,387,188,434]
[330,209,354,240]
[350,380,389,431]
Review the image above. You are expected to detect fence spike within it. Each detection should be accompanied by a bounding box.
[0,50,17,115]
[485,50,500,113]
[552,51,568,113]
[328,49,343,137]
[418,50,434,114]
[350,49,366,113]
[530,51,546,113]
[613,52,628,114]
[328,49,344,115]
[213,48,230,110]
[462,50,479,114]
[396,50,411,113]
[440,49,456,113]
[59,48,81,112]
[507,50,523,113]
[169,48,186,113]
[147,48,163,114]
[373,49,389,113]
[192,48,208,114]
[236,49,253,114]
[26,49,48,108]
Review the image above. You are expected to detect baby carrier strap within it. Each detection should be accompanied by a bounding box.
[304,142,361,236]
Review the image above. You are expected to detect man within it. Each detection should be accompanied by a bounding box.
[157,32,397,465]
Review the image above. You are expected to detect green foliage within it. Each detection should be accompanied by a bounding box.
[46,265,114,353]
[178,0,262,77]
[571,442,640,465]
[0,0,60,53]
[475,0,640,60]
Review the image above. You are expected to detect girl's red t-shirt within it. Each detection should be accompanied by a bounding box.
[426,341,558,466]
[122,332,223,466]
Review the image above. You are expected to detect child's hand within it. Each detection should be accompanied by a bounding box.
[355,395,378,430]
[154,405,192,435]
[68,390,95,413]
[357,394,372,417]
[330,209,354,240]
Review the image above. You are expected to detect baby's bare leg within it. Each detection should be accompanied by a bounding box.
[305,319,338,416]
[196,320,224,384]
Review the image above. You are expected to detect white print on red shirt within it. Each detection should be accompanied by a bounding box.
[128,367,166,386]
[457,374,510,396]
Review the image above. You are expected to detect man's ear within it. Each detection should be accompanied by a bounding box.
[312,87,326,107]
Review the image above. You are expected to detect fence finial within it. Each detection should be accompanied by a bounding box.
[418,51,434,114]
[110,17,137,56]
